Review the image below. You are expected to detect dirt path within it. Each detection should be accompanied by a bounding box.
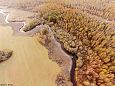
[0,9,60,86]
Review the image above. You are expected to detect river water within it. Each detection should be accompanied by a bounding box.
[0,9,60,86]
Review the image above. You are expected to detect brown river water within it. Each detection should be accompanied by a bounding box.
[0,9,60,86]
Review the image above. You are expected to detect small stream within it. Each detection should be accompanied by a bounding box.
[71,55,77,86]
[54,36,77,86]
[61,48,77,86]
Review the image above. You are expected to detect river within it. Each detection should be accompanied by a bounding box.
[0,9,60,86]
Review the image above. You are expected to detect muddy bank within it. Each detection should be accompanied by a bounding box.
[9,22,45,36]
[54,35,77,86]
[34,25,78,86]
